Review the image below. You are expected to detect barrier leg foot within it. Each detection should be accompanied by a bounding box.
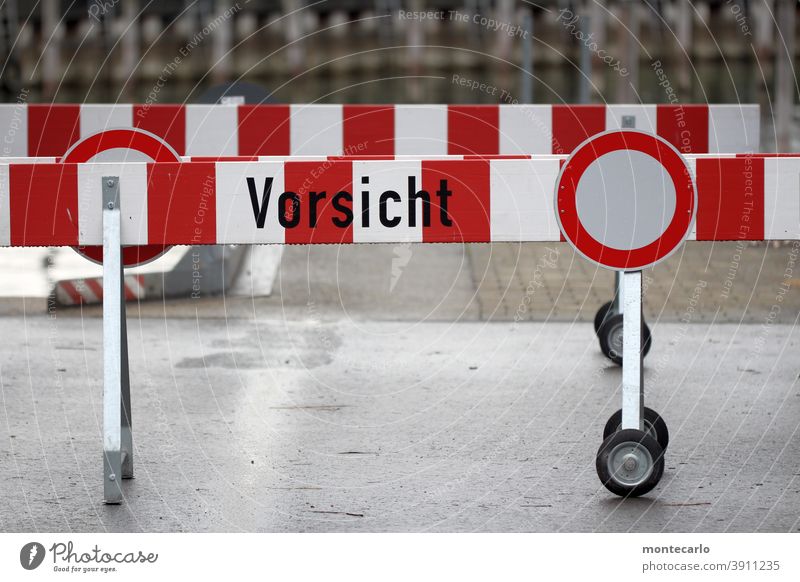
[103,450,123,504]
[595,271,665,497]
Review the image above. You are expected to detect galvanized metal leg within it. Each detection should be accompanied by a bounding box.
[611,116,635,318]
[102,176,132,504]
[612,271,624,314]
[120,301,133,479]
[620,270,644,430]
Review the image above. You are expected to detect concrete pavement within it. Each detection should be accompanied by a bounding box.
[1,241,799,532]
[1,316,799,532]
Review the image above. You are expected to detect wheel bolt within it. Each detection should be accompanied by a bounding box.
[622,454,638,472]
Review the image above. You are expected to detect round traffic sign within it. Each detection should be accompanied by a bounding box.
[61,128,181,267]
[555,130,696,271]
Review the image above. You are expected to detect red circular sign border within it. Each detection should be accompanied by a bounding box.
[61,128,181,267]
[555,130,696,271]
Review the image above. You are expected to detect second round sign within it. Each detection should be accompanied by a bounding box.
[554,130,696,271]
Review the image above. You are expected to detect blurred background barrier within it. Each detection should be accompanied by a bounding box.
[0,103,761,156]
[0,0,795,149]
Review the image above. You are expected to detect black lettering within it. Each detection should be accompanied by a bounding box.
[332,191,353,227]
[361,191,370,228]
[436,179,453,226]
[379,191,402,227]
[278,192,300,228]
[247,177,273,229]
[408,176,431,227]
[309,191,327,227]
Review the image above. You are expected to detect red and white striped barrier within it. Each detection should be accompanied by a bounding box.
[54,274,145,306]
[0,103,759,157]
[1,127,781,504]
[0,154,795,248]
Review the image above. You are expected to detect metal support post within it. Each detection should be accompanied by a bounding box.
[578,14,591,104]
[621,270,644,430]
[102,176,133,504]
[521,9,533,104]
[612,271,624,314]
[612,114,636,317]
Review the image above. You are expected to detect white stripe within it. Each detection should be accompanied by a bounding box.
[708,105,760,153]
[352,160,423,243]
[215,161,286,244]
[764,158,800,240]
[0,164,9,246]
[77,163,149,246]
[0,103,28,157]
[125,275,143,297]
[55,283,75,305]
[498,105,552,154]
[394,105,447,155]
[255,155,327,162]
[80,104,133,137]
[395,155,461,160]
[685,157,698,241]
[185,105,238,156]
[290,104,343,155]
[690,153,737,159]
[124,277,143,299]
[606,105,657,133]
[76,279,99,303]
[0,157,57,163]
[490,158,561,242]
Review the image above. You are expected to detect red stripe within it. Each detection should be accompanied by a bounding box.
[62,128,180,164]
[551,105,605,154]
[421,160,490,243]
[695,157,764,241]
[132,105,186,155]
[147,162,216,244]
[283,160,354,244]
[59,281,83,305]
[27,104,80,156]
[447,106,499,155]
[237,105,291,155]
[343,105,395,156]
[85,278,104,300]
[558,158,566,242]
[656,104,709,154]
[9,164,79,246]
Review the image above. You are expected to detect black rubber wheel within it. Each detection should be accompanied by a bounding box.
[603,407,669,451]
[597,313,652,366]
[593,301,614,334]
[596,429,665,497]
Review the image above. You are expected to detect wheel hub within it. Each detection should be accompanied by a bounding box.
[622,454,638,472]
[607,442,653,487]
[609,323,624,358]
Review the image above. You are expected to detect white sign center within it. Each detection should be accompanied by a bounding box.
[574,150,677,250]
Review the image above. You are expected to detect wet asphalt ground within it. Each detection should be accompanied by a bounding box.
[1,242,799,532]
